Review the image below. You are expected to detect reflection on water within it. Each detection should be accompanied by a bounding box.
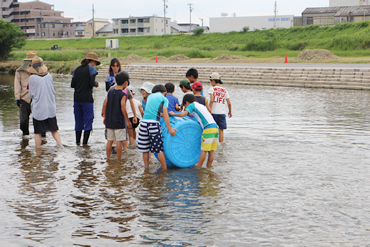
[1,73,370,245]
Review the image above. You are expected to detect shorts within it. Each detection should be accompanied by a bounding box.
[129,117,140,129]
[138,120,163,153]
[107,128,128,141]
[33,117,59,134]
[212,114,227,130]
[201,124,219,151]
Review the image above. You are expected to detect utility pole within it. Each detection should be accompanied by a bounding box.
[274,1,278,29]
[92,4,95,37]
[188,3,193,32]
[163,0,168,34]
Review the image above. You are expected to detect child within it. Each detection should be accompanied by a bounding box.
[208,72,232,143]
[140,82,154,112]
[169,94,218,168]
[28,56,63,148]
[165,82,180,112]
[191,82,211,113]
[126,86,144,145]
[179,79,192,110]
[102,72,133,160]
[186,68,203,96]
[138,84,177,170]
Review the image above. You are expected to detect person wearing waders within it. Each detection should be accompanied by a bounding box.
[71,52,100,145]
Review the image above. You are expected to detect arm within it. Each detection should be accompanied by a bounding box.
[90,73,99,88]
[121,96,132,129]
[209,93,214,111]
[226,98,232,118]
[205,98,212,114]
[163,107,177,136]
[14,72,21,100]
[139,105,144,117]
[175,103,181,111]
[129,98,137,123]
[169,110,188,117]
[101,96,108,118]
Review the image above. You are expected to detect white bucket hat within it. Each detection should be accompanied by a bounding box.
[140,82,154,94]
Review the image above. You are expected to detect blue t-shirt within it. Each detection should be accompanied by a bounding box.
[143,92,169,121]
[165,94,180,112]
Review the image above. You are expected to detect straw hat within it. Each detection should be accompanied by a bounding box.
[84,52,101,65]
[27,56,48,75]
[24,51,37,60]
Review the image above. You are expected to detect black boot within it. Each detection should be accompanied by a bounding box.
[83,130,91,145]
[75,131,82,145]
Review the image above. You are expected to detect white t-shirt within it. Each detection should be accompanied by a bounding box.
[126,98,142,119]
[208,86,230,115]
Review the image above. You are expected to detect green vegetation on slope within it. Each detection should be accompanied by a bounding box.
[12,21,370,61]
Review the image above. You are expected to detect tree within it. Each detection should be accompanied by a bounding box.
[241,26,250,33]
[193,27,205,35]
[0,19,26,61]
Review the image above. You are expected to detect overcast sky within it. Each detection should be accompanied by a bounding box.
[20,0,329,26]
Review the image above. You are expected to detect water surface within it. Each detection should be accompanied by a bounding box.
[1,73,370,246]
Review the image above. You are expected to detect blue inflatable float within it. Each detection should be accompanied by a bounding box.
[156,115,203,167]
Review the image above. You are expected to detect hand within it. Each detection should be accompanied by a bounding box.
[103,118,105,125]
[169,111,174,116]
[101,112,105,117]
[133,117,137,124]
[95,83,99,88]
[16,100,21,107]
[228,112,232,118]
[169,128,177,136]
[127,122,133,129]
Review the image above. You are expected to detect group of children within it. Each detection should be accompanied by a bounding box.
[103,64,232,170]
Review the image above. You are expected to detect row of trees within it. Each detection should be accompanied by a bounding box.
[0,19,26,61]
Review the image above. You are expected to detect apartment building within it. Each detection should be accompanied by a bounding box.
[0,0,72,39]
[84,18,110,38]
[112,16,171,36]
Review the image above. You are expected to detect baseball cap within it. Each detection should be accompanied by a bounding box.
[191,81,203,90]
[210,72,223,84]
[179,79,190,87]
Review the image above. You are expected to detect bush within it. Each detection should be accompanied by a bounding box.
[186,48,206,58]
[0,20,26,61]
[241,26,250,33]
[193,27,205,35]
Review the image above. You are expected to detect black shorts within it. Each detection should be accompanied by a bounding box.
[33,117,59,134]
[129,117,140,129]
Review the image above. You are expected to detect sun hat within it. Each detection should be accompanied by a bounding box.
[210,72,223,84]
[140,82,155,94]
[127,85,135,94]
[27,56,48,75]
[179,79,190,87]
[84,52,101,65]
[24,51,37,61]
[191,81,203,90]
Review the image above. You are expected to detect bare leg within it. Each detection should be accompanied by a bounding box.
[123,141,128,151]
[128,129,135,145]
[197,151,207,168]
[133,129,137,140]
[206,151,215,167]
[50,131,62,146]
[35,133,42,148]
[106,140,114,159]
[219,129,224,143]
[157,152,167,170]
[143,152,150,168]
[116,141,123,160]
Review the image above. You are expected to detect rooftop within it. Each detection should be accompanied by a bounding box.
[303,6,370,16]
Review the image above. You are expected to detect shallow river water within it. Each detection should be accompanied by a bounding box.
[1,72,370,246]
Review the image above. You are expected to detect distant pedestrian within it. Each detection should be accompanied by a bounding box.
[208,72,232,143]
[27,56,62,148]
[71,52,100,145]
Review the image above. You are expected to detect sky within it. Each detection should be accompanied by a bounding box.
[20,0,329,26]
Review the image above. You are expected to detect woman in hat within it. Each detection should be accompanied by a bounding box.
[71,52,100,145]
[14,51,39,136]
[28,56,63,148]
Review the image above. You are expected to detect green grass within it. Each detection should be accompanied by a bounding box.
[11,21,370,61]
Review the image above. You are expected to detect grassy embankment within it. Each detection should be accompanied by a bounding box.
[7,21,370,73]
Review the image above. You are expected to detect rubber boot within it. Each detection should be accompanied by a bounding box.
[82,130,91,145]
[75,131,82,145]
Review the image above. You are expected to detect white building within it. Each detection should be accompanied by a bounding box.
[330,0,370,6]
[112,16,171,36]
[210,15,294,33]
